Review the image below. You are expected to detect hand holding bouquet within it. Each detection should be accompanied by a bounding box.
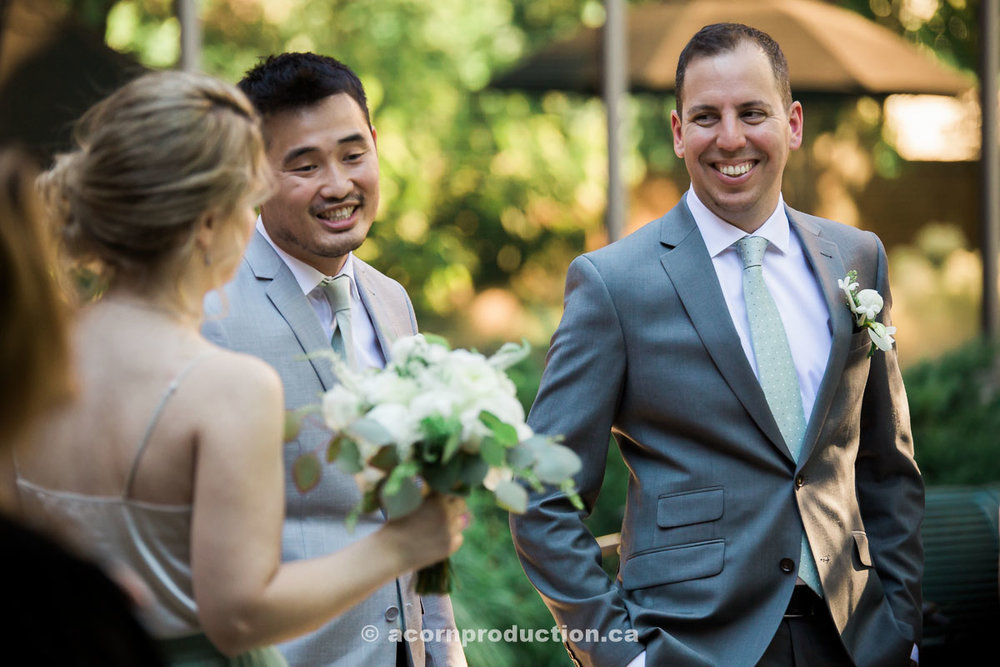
[291,334,582,593]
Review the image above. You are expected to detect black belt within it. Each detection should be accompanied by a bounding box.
[784,585,824,618]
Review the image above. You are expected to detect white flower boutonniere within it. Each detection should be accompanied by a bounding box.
[838,269,896,358]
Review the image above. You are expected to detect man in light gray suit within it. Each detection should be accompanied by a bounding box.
[510,24,923,667]
[203,53,464,667]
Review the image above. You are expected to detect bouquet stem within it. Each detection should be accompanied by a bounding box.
[415,558,453,595]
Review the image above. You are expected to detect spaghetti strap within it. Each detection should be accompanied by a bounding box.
[122,351,216,498]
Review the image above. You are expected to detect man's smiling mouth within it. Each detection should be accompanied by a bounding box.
[316,205,357,222]
[715,161,755,177]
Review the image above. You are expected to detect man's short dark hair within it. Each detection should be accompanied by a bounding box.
[238,52,371,126]
[674,23,792,116]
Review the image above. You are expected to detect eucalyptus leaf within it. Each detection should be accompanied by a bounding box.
[326,434,345,463]
[380,475,423,520]
[370,444,401,471]
[480,411,518,447]
[480,437,507,467]
[292,452,322,493]
[283,409,304,443]
[457,455,489,487]
[506,443,536,469]
[533,443,582,485]
[493,479,529,514]
[424,456,463,494]
[337,439,363,474]
[345,417,396,448]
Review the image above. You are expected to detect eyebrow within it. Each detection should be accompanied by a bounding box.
[684,100,772,118]
[280,133,368,166]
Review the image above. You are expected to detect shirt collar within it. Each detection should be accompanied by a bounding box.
[256,217,357,296]
[685,189,791,258]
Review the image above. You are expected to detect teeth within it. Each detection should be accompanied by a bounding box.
[719,162,752,177]
[318,206,355,221]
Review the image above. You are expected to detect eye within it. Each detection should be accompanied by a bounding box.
[288,164,317,173]
[742,109,767,123]
[344,150,367,163]
[691,113,718,126]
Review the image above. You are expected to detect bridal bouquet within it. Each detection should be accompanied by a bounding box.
[290,334,583,594]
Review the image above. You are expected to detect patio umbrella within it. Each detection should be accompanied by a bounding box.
[491,0,971,96]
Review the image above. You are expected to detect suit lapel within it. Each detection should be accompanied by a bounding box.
[353,259,405,362]
[245,232,338,390]
[658,203,790,457]
[787,207,853,463]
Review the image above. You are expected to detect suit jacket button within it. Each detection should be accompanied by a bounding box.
[384,605,400,622]
[795,474,805,489]
[780,558,795,573]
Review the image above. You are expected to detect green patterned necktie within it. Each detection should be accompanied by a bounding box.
[736,235,822,597]
[321,274,357,370]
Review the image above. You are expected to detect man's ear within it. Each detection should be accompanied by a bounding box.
[670,110,685,158]
[788,101,804,151]
[370,125,378,148]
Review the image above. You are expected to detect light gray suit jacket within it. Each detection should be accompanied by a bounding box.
[203,231,464,667]
[510,201,923,667]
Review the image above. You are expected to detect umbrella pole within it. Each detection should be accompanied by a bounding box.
[982,0,999,341]
[603,0,627,244]
[178,0,202,73]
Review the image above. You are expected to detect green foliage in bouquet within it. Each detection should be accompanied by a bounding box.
[288,334,584,593]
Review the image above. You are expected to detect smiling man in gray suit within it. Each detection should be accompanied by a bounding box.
[510,24,923,667]
[203,53,464,667]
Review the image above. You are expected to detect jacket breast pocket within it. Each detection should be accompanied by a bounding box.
[656,486,724,528]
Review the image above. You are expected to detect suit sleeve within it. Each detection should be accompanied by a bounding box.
[855,233,924,645]
[421,593,466,666]
[509,256,643,667]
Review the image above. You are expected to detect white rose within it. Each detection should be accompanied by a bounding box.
[366,403,420,451]
[854,289,884,321]
[322,384,363,431]
[362,372,420,406]
[409,390,465,424]
[444,350,509,401]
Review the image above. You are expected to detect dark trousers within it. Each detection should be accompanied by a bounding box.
[757,586,854,667]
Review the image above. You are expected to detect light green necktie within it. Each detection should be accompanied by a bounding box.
[736,235,822,597]
[321,274,357,370]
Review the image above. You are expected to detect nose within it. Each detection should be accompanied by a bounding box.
[716,113,747,152]
[319,163,353,200]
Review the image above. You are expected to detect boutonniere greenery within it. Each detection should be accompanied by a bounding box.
[838,270,896,358]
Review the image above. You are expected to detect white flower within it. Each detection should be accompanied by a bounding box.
[322,384,363,431]
[365,403,420,452]
[867,321,897,352]
[362,372,420,406]
[854,289,884,322]
[840,270,896,357]
[837,275,859,307]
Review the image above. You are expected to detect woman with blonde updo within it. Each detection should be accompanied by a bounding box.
[10,71,467,666]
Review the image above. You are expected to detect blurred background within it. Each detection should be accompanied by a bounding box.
[2,0,997,664]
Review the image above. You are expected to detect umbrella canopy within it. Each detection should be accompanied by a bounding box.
[491,0,971,97]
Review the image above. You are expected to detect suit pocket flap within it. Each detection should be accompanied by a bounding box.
[852,531,873,567]
[657,486,724,528]
[622,540,725,590]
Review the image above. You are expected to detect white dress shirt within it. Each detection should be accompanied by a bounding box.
[256,218,386,370]
[685,189,831,423]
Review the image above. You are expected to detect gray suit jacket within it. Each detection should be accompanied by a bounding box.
[510,201,923,667]
[203,231,464,667]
